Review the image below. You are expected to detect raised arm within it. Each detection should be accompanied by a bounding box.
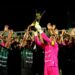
[34,31,43,47]
[34,21,51,44]
[34,35,42,46]
[40,32,51,44]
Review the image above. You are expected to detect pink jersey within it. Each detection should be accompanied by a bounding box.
[34,32,59,67]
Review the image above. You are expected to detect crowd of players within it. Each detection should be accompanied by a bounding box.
[0,22,75,75]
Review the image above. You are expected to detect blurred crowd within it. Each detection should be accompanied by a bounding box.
[0,23,75,48]
[0,22,75,75]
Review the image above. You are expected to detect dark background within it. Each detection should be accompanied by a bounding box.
[0,3,74,31]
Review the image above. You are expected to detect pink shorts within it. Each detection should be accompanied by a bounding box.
[44,65,59,75]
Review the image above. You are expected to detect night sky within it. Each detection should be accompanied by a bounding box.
[0,3,74,31]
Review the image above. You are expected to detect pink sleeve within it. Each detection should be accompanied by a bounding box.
[41,32,51,43]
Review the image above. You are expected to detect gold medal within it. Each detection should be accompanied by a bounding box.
[51,40,54,46]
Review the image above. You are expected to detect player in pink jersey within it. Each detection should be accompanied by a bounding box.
[32,21,59,75]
